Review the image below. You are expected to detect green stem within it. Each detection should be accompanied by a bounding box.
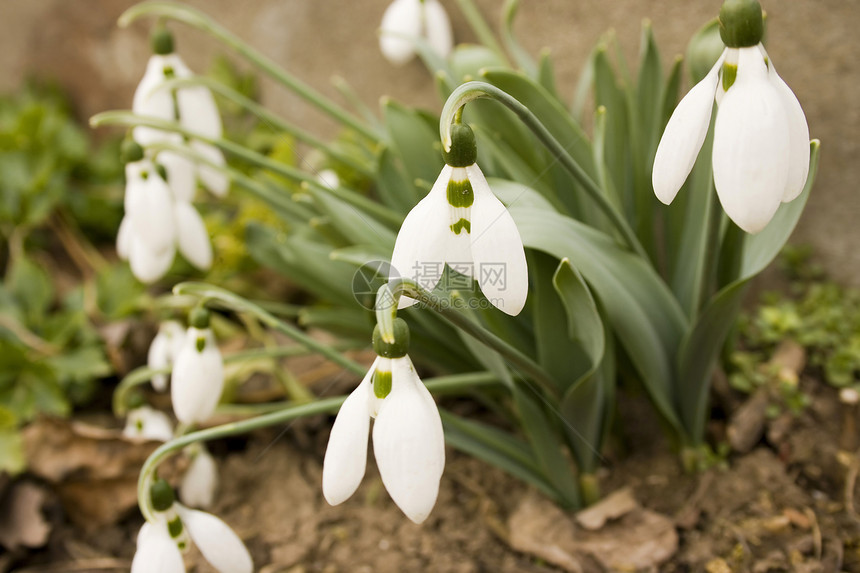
[136,371,499,521]
[158,76,374,177]
[174,282,368,375]
[113,343,360,416]
[439,81,649,261]
[118,1,379,141]
[382,277,560,398]
[90,111,402,228]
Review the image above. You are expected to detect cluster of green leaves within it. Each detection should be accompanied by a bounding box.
[736,247,860,393]
[0,83,129,472]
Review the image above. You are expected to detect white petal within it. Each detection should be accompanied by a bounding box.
[390,165,458,308]
[423,0,453,60]
[148,331,172,392]
[132,55,183,146]
[652,52,724,204]
[129,237,175,283]
[171,328,224,425]
[466,165,528,316]
[175,505,253,573]
[191,141,229,197]
[159,146,197,203]
[317,169,340,189]
[380,0,422,66]
[322,361,374,506]
[131,173,177,255]
[179,447,218,509]
[759,48,810,202]
[123,406,174,442]
[372,356,444,524]
[131,522,185,573]
[162,320,188,363]
[713,46,789,234]
[116,215,133,261]
[177,87,223,140]
[174,202,213,270]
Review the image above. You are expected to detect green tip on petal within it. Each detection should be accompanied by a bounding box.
[372,318,410,358]
[150,478,175,512]
[151,25,174,55]
[719,0,763,48]
[372,368,393,399]
[442,123,477,167]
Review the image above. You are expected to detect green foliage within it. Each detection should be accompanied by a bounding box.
[739,249,860,391]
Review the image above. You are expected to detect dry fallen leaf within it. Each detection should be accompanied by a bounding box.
[575,487,638,530]
[0,481,51,550]
[508,491,678,572]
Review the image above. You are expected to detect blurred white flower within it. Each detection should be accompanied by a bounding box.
[652,43,810,234]
[171,325,224,425]
[323,354,444,524]
[123,406,174,443]
[132,479,252,573]
[148,320,187,392]
[179,446,218,509]
[380,0,453,66]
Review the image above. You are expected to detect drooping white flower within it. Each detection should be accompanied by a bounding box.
[179,446,218,509]
[123,406,174,443]
[171,320,224,425]
[390,162,528,316]
[132,29,228,197]
[653,42,809,234]
[380,0,453,66]
[132,479,252,573]
[323,320,445,524]
[148,320,187,392]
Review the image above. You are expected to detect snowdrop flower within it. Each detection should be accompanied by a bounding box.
[179,445,218,509]
[380,0,453,66]
[132,26,228,197]
[652,0,810,234]
[323,319,444,524]
[317,168,340,189]
[148,320,187,392]
[117,141,213,283]
[390,122,527,315]
[171,308,224,425]
[123,406,174,442]
[131,479,252,573]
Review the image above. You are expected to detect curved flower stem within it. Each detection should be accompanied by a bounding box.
[136,371,499,522]
[439,81,649,261]
[379,278,560,398]
[173,282,368,376]
[90,111,402,227]
[158,76,374,177]
[118,1,380,141]
[112,343,360,417]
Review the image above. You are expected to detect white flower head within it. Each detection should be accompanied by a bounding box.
[123,406,174,443]
[132,26,228,197]
[323,320,444,524]
[652,1,810,234]
[132,478,252,573]
[390,123,528,315]
[171,309,224,425]
[179,445,218,509]
[148,320,187,392]
[380,0,453,66]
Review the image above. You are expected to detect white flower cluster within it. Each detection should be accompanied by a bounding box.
[119,28,228,283]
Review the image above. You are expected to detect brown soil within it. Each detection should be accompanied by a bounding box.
[4,368,860,573]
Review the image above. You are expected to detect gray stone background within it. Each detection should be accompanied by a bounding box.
[2,1,857,283]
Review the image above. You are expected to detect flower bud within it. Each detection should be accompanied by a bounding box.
[719,0,764,48]
[372,318,410,358]
[442,122,477,167]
